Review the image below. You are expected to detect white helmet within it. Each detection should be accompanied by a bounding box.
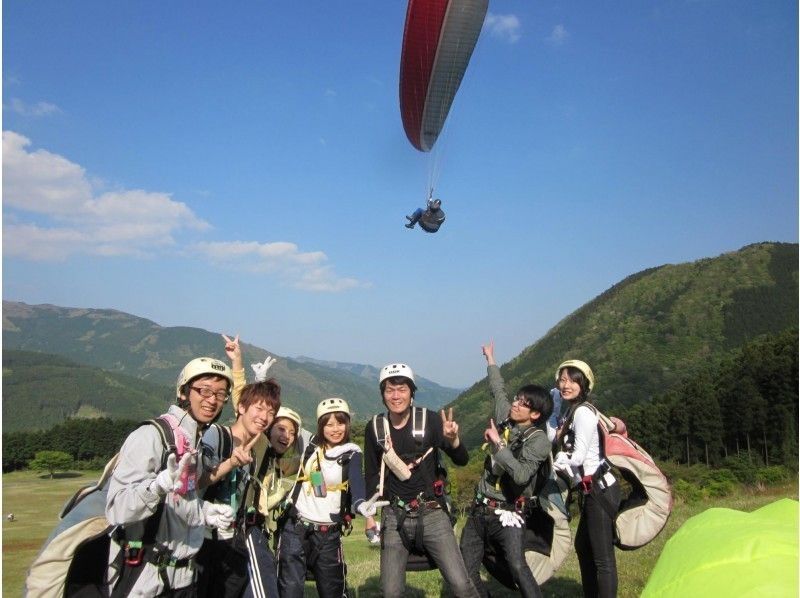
[176,357,233,400]
[555,359,595,393]
[317,398,351,420]
[379,363,416,386]
[273,406,302,430]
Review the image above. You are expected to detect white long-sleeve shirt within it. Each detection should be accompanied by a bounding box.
[564,404,602,476]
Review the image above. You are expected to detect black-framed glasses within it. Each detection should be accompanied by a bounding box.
[512,396,532,409]
[191,386,229,402]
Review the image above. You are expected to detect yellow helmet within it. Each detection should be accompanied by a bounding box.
[317,398,351,420]
[273,406,302,429]
[175,357,233,400]
[555,359,595,392]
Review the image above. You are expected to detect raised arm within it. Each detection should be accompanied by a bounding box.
[483,341,512,423]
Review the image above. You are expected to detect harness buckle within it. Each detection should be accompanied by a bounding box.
[124,541,144,566]
[433,480,444,497]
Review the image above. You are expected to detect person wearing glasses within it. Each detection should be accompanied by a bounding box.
[459,341,553,598]
[105,357,237,597]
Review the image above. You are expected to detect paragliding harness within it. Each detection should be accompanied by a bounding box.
[372,407,456,571]
[24,415,194,598]
[201,423,264,544]
[275,436,357,579]
[560,402,673,550]
[479,423,572,588]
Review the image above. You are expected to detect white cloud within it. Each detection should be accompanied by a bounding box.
[3,130,208,260]
[3,131,365,293]
[485,13,521,44]
[546,24,569,46]
[192,241,369,293]
[6,98,61,117]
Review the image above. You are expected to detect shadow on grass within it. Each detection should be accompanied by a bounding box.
[37,472,84,479]
[353,575,429,598]
[541,577,585,597]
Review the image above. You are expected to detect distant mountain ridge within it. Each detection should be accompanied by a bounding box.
[2,302,459,431]
[449,242,798,444]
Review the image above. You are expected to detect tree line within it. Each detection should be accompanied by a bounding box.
[617,328,798,469]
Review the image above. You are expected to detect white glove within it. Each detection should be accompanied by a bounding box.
[150,453,191,496]
[553,451,571,471]
[203,503,235,530]
[356,492,390,518]
[251,356,277,382]
[495,509,524,528]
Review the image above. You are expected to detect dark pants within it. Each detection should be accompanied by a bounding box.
[195,536,250,598]
[460,506,542,598]
[243,526,279,598]
[277,520,347,598]
[381,507,478,598]
[575,483,621,598]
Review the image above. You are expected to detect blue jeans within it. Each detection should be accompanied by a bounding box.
[243,526,279,598]
[380,507,478,598]
[460,506,542,598]
[277,520,347,598]
[575,483,621,598]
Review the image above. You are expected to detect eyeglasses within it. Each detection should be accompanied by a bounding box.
[512,397,532,409]
[191,386,229,402]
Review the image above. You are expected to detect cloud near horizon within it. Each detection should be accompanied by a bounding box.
[485,13,522,43]
[191,240,369,292]
[3,131,367,292]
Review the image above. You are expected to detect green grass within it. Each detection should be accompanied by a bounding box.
[4,470,797,597]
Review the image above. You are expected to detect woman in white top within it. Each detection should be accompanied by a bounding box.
[553,360,620,598]
[276,398,383,598]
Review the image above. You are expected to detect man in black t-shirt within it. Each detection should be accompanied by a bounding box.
[364,363,478,598]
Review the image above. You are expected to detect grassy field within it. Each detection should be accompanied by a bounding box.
[3,469,797,596]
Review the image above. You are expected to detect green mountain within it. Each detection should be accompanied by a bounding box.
[2,303,459,429]
[2,350,172,432]
[450,242,798,445]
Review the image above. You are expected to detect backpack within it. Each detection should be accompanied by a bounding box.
[24,416,189,598]
[371,406,456,572]
[563,403,673,550]
[481,426,572,588]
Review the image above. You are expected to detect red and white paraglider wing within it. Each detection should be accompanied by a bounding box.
[399,0,488,152]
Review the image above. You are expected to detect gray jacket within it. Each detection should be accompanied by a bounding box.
[105,405,208,595]
[475,365,551,502]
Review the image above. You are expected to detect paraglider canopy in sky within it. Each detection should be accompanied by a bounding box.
[399,0,489,152]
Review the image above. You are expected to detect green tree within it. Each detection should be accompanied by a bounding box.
[29,450,74,478]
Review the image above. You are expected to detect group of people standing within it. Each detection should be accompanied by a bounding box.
[105,335,619,597]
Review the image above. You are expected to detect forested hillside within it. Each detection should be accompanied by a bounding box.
[2,303,458,429]
[451,242,798,445]
[2,350,171,432]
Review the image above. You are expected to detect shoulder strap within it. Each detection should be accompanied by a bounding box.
[373,414,389,449]
[288,438,319,505]
[141,417,177,470]
[217,424,234,460]
[412,406,427,447]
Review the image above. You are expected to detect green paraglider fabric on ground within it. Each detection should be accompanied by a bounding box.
[642,498,798,597]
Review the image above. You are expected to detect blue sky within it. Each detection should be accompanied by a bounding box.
[3,1,797,388]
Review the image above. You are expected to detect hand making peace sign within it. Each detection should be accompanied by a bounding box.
[221,334,243,370]
[441,408,461,449]
[229,432,260,468]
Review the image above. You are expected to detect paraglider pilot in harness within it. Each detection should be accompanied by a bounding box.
[460,341,554,598]
[364,363,479,598]
[406,197,446,232]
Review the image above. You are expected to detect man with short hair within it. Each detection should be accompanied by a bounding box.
[364,363,478,598]
[105,357,236,597]
[459,341,554,598]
